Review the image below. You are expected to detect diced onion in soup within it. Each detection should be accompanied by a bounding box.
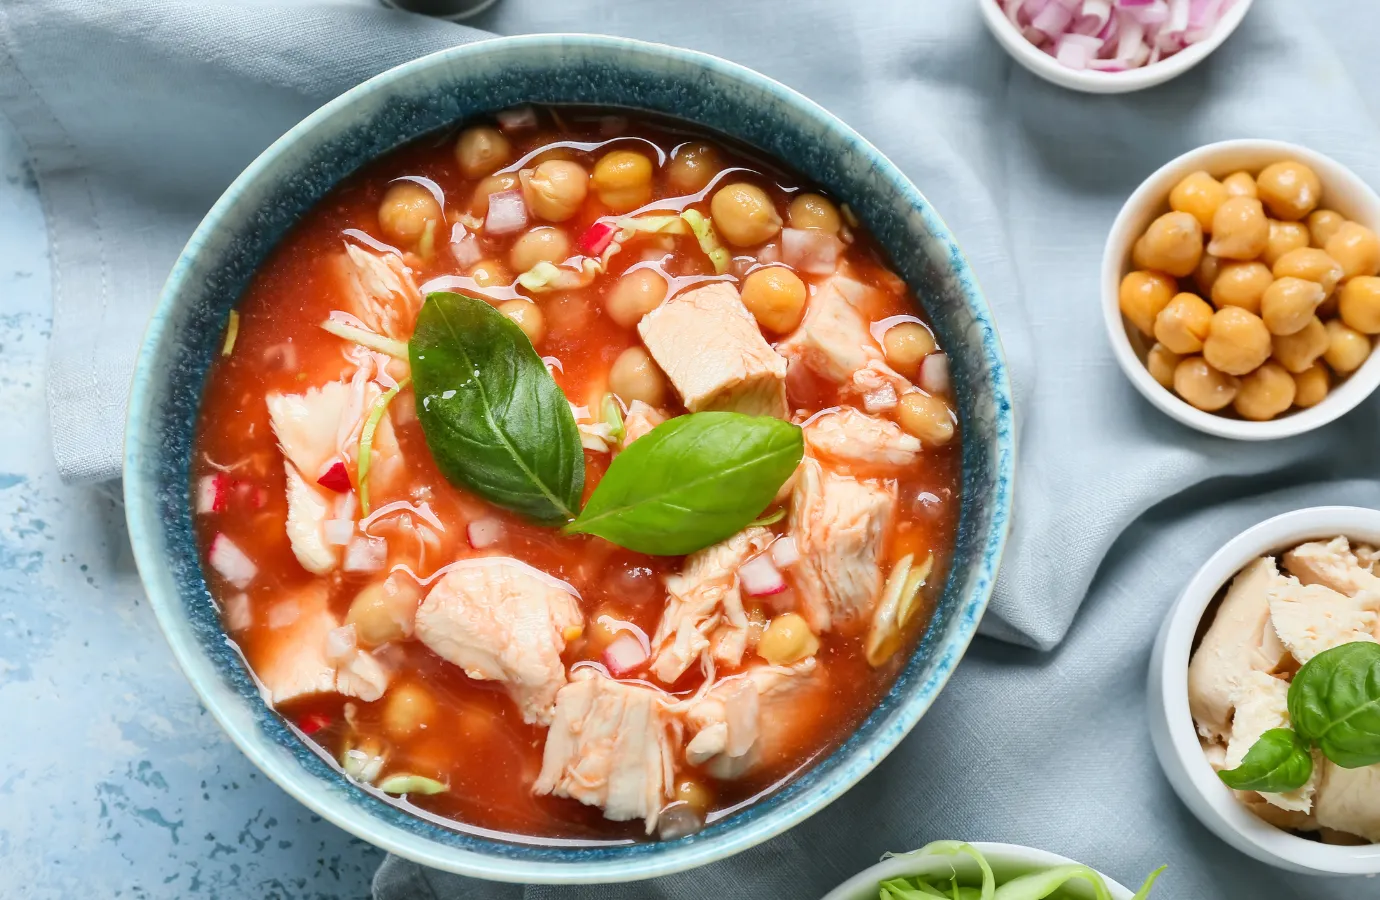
[467,517,503,549]
[863,382,899,413]
[770,536,800,568]
[485,190,528,235]
[325,519,355,546]
[344,536,388,573]
[497,106,537,133]
[920,352,950,395]
[223,592,252,633]
[450,225,483,269]
[602,632,649,677]
[196,473,230,514]
[325,624,358,662]
[739,553,787,596]
[209,533,257,588]
[782,228,841,275]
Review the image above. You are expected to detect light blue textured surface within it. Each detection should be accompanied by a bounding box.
[0,117,381,900]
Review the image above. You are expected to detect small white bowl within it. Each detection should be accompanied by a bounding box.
[1102,139,1380,440]
[978,0,1254,94]
[1148,506,1380,876]
[823,842,1136,900]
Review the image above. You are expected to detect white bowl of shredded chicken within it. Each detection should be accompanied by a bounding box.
[1148,506,1380,876]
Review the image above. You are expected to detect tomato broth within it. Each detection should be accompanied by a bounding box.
[193,107,962,844]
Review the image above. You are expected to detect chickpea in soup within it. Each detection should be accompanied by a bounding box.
[193,107,962,843]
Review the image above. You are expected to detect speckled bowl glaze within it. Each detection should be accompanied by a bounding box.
[124,34,1015,883]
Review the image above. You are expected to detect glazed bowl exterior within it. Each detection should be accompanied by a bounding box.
[123,34,1015,883]
[1102,139,1380,440]
[823,842,1136,900]
[1148,506,1380,876]
[978,0,1254,95]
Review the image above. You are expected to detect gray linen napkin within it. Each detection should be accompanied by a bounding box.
[4,0,1380,897]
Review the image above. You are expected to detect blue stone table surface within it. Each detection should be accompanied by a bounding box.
[0,113,383,899]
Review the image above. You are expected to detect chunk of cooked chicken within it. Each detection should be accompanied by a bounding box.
[649,527,775,684]
[255,583,389,705]
[803,407,921,471]
[1226,671,1318,813]
[1356,544,1380,573]
[534,668,679,834]
[1284,536,1380,598]
[335,243,423,339]
[621,400,666,448]
[1315,761,1380,841]
[413,558,582,725]
[777,276,911,404]
[1187,556,1292,741]
[788,458,895,632]
[637,283,788,419]
[682,659,820,780]
[1266,578,1379,664]
[283,465,339,575]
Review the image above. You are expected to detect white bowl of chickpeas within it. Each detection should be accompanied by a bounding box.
[1104,140,1380,439]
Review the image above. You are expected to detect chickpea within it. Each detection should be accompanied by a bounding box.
[666,142,721,194]
[1293,363,1330,408]
[469,172,520,217]
[1325,222,1380,279]
[1154,292,1214,355]
[455,126,511,179]
[509,226,571,272]
[609,346,668,406]
[1131,236,1154,272]
[1203,306,1272,376]
[1194,254,1222,296]
[1256,160,1322,221]
[741,267,807,334]
[1146,343,1183,388]
[1210,261,1273,314]
[710,182,782,247]
[896,391,955,446]
[675,778,714,815]
[757,612,820,666]
[377,182,442,245]
[605,268,668,328]
[788,193,842,234]
[1207,197,1269,260]
[1272,247,1344,299]
[499,299,545,345]
[1137,211,1203,277]
[383,683,438,739]
[1262,220,1311,267]
[1222,171,1258,199]
[1169,171,1229,232]
[346,577,422,648]
[1260,276,1326,336]
[1340,276,1380,334]
[1118,270,1177,336]
[469,260,511,287]
[592,150,654,213]
[1233,362,1297,421]
[883,322,938,379]
[1308,209,1346,249]
[1271,317,1328,373]
[526,160,589,223]
[1323,319,1372,374]
[1173,356,1240,412]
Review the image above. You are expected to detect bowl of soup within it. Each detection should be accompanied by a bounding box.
[124,35,1015,882]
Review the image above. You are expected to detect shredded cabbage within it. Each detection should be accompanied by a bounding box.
[600,393,625,444]
[221,310,241,357]
[877,843,1162,900]
[516,258,602,293]
[680,209,732,274]
[320,318,409,359]
[358,376,410,517]
[417,219,437,260]
[376,774,449,795]
[614,215,689,240]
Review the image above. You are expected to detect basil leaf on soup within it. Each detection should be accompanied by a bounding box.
[566,411,802,556]
[410,292,583,524]
[1217,728,1314,793]
[1288,640,1380,768]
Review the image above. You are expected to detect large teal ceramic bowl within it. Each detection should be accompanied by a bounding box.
[124,34,1015,883]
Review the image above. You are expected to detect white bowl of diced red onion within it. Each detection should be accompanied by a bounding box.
[980,0,1254,94]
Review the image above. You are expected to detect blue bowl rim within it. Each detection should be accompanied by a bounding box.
[123,33,1016,883]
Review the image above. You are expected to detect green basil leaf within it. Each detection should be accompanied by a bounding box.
[1217,728,1313,792]
[565,411,802,555]
[410,292,583,524]
[1288,640,1380,768]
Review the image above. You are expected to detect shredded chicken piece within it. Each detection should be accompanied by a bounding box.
[335,243,423,339]
[803,407,921,470]
[1225,671,1318,813]
[1283,536,1380,598]
[682,660,821,780]
[1266,578,1378,664]
[777,276,912,402]
[621,400,666,448]
[254,583,390,705]
[1315,761,1380,841]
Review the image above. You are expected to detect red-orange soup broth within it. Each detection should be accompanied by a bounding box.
[192,108,961,844]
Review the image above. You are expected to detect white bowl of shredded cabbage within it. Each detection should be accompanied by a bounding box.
[979,0,1255,94]
[823,841,1164,900]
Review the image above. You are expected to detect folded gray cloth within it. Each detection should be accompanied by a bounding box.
[4,0,1380,897]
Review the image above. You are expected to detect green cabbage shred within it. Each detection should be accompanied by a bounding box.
[877,843,1163,900]
[358,376,410,516]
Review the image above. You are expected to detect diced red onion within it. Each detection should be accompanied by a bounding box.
[325,624,358,663]
[343,536,387,573]
[317,460,351,493]
[757,242,782,265]
[863,383,899,414]
[467,517,503,549]
[485,190,528,236]
[451,228,483,269]
[739,554,787,597]
[497,106,537,133]
[921,352,951,396]
[196,473,230,514]
[223,592,252,632]
[602,632,649,677]
[267,599,300,630]
[781,229,841,276]
[1001,0,1233,71]
[324,519,355,546]
[770,536,800,569]
[209,533,257,588]
[575,222,617,257]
